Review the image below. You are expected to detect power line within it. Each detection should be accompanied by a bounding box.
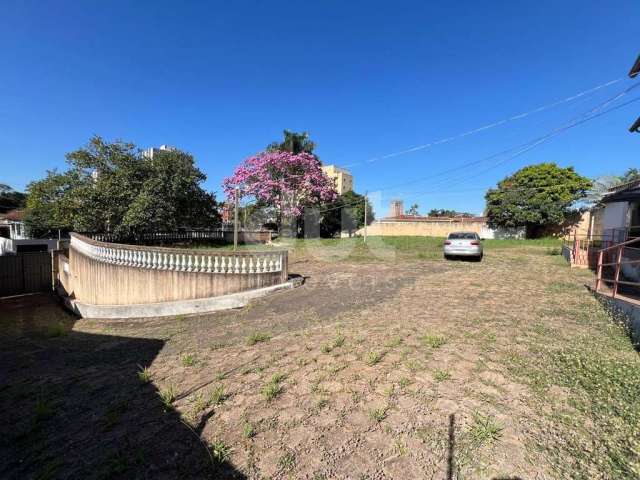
[341,77,626,169]
[370,85,640,198]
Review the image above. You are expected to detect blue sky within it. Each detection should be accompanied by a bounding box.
[1,0,639,216]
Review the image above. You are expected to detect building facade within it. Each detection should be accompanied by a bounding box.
[142,144,177,159]
[321,165,353,195]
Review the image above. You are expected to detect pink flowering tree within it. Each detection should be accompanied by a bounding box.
[223,151,337,231]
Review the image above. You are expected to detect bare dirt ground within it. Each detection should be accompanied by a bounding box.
[1,245,639,479]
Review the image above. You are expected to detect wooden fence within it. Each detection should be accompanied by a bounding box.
[0,252,52,297]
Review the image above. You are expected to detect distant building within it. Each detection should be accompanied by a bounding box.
[389,200,404,218]
[142,144,177,159]
[321,165,353,195]
[0,209,61,255]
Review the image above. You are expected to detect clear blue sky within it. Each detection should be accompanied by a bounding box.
[2,0,639,216]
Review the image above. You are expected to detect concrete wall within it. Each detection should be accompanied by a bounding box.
[360,219,524,239]
[62,234,288,306]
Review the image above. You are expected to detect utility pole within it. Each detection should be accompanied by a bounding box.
[364,191,368,244]
[234,186,239,251]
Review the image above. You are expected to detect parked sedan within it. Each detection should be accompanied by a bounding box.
[443,232,483,261]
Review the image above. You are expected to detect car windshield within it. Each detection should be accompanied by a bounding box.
[448,232,477,240]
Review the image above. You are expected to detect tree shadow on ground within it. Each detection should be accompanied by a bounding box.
[0,294,245,480]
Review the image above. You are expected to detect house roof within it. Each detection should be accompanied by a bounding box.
[603,179,640,203]
[0,209,25,222]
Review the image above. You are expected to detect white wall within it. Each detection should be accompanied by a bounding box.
[602,202,628,232]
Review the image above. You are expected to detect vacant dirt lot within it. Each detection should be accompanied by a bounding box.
[2,243,639,479]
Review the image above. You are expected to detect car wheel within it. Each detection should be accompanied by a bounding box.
[444,254,450,260]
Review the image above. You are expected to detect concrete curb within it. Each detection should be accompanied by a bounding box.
[60,277,303,319]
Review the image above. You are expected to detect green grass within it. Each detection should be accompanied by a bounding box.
[434,369,451,382]
[365,351,384,366]
[261,373,286,401]
[242,421,256,438]
[469,411,503,445]
[184,236,563,265]
[246,332,271,346]
[211,439,231,463]
[421,334,447,349]
[369,406,388,423]
[158,385,177,410]
[278,451,296,471]
[137,365,152,383]
[181,353,197,367]
[209,385,226,405]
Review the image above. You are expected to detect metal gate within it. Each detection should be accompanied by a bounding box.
[0,252,53,297]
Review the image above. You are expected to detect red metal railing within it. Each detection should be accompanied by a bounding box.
[594,236,640,300]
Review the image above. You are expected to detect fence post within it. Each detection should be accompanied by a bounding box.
[612,246,624,298]
[595,249,604,292]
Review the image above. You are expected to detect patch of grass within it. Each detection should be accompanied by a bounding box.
[332,334,346,348]
[421,334,447,349]
[278,451,296,471]
[103,400,128,430]
[469,411,503,445]
[209,385,226,405]
[34,397,54,421]
[181,353,197,367]
[242,421,256,438]
[385,336,403,348]
[327,362,347,375]
[315,397,329,410]
[399,377,413,388]
[546,281,576,293]
[46,323,67,338]
[210,342,227,350]
[158,385,177,410]
[247,332,271,346]
[211,439,231,463]
[137,365,152,384]
[261,373,285,401]
[320,343,333,354]
[369,406,388,423]
[434,369,451,382]
[365,350,384,366]
[321,334,347,354]
[393,439,408,456]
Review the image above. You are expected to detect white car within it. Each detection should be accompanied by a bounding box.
[443,232,483,261]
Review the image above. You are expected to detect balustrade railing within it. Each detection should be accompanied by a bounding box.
[70,233,284,274]
[594,236,640,301]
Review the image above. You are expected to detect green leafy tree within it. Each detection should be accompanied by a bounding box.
[485,163,591,238]
[267,130,316,155]
[406,203,420,216]
[24,136,220,237]
[0,184,27,213]
[621,168,640,184]
[427,209,473,217]
[320,190,374,237]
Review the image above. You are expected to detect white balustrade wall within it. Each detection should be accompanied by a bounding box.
[70,234,283,274]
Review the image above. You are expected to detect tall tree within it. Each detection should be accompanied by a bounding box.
[406,203,420,216]
[24,136,220,237]
[267,130,316,155]
[0,184,27,213]
[485,163,591,237]
[320,190,374,237]
[223,150,336,233]
[621,168,640,184]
